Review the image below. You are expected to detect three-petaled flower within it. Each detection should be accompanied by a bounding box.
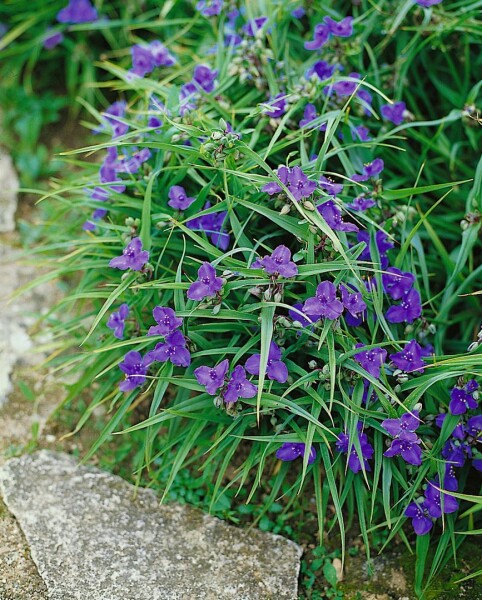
[276,442,316,464]
[187,262,224,301]
[245,341,289,383]
[252,245,298,278]
[109,237,150,271]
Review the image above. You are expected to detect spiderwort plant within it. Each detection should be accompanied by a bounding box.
[33,0,482,594]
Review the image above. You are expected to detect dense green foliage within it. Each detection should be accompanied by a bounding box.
[4,1,482,597]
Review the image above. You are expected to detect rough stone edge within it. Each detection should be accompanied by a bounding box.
[0,451,304,596]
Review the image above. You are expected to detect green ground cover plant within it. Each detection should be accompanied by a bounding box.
[8,0,482,597]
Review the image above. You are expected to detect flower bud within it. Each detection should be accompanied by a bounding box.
[274,291,283,303]
[212,304,221,315]
[280,204,291,215]
[303,200,316,211]
[468,341,479,352]
[308,360,318,370]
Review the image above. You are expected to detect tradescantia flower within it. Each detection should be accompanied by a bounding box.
[130,41,176,78]
[251,245,298,278]
[148,307,183,337]
[263,93,287,118]
[336,426,374,473]
[43,30,64,50]
[449,380,479,415]
[187,206,230,251]
[304,281,344,321]
[415,0,443,7]
[196,0,223,17]
[384,438,422,465]
[306,60,336,81]
[317,200,359,232]
[353,344,387,379]
[385,288,422,323]
[382,411,421,441]
[382,267,415,300]
[276,442,316,464]
[242,16,268,36]
[424,480,458,518]
[195,359,230,395]
[224,365,257,403]
[381,102,406,125]
[288,303,321,328]
[56,0,97,23]
[389,340,426,373]
[323,16,354,37]
[107,304,129,339]
[304,23,330,50]
[263,165,316,201]
[118,351,151,392]
[168,185,196,210]
[357,230,394,269]
[245,341,289,383]
[109,237,149,271]
[319,175,343,196]
[339,285,367,319]
[145,330,191,367]
[405,501,433,535]
[187,262,224,301]
[352,158,384,182]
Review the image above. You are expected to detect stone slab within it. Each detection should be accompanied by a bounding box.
[0,451,302,600]
[0,151,18,233]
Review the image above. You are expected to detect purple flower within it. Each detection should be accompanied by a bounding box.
[131,45,155,77]
[288,303,320,328]
[43,30,64,50]
[98,101,129,139]
[317,200,359,232]
[425,480,458,518]
[245,341,288,383]
[436,414,466,440]
[381,102,406,125]
[119,351,150,392]
[291,7,306,18]
[109,237,149,271]
[148,307,183,337]
[56,0,97,23]
[384,438,422,465]
[252,245,298,278]
[385,288,422,323]
[196,0,223,17]
[352,158,384,182]
[242,17,268,36]
[307,60,336,81]
[276,442,316,464]
[195,359,229,395]
[443,464,459,491]
[351,125,371,142]
[304,24,330,50]
[449,381,479,415]
[327,72,361,97]
[339,285,367,318]
[145,330,191,367]
[149,41,176,67]
[323,16,353,37]
[299,104,320,129]
[319,175,343,196]
[415,0,443,7]
[405,501,433,535]
[186,202,230,250]
[116,148,151,174]
[187,262,223,301]
[168,185,195,210]
[382,267,415,300]
[263,166,316,201]
[304,281,344,320]
[336,427,374,473]
[193,64,218,93]
[224,365,257,403]
[382,411,421,441]
[353,344,387,379]
[348,196,376,211]
[264,93,287,118]
[390,340,425,373]
[107,303,129,339]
